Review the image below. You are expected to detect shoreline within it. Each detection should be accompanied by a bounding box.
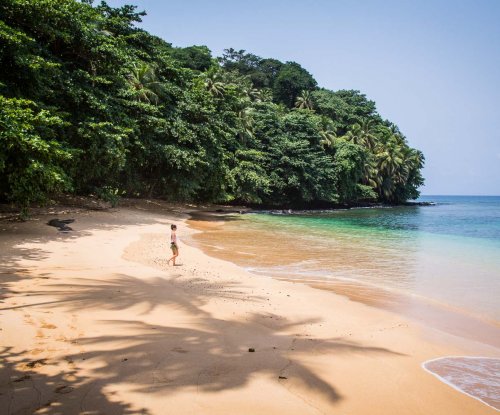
[1,201,498,414]
[287,278,500,348]
[186,211,500,347]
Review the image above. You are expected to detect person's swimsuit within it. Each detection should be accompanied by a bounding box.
[171,232,178,253]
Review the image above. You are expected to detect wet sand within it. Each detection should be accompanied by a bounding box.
[292,280,500,349]
[423,357,500,411]
[187,214,500,349]
[0,202,499,414]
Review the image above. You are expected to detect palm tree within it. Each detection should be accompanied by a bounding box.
[344,119,377,150]
[362,155,380,189]
[397,148,424,186]
[359,119,378,150]
[248,88,261,101]
[259,88,274,102]
[376,138,404,176]
[318,117,337,148]
[295,90,314,110]
[343,123,363,146]
[203,68,226,97]
[408,149,425,170]
[126,62,164,104]
[388,122,401,136]
[375,136,405,199]
[251,88,273,103]
[237,107,254,143]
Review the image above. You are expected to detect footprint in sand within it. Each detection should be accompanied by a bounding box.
[36,330,47,339]
[64,356,75,367]
[24,314,34,324]
[56,335,68,342]
[152,371,173,384]
[63,373,77,382]
[30,348,45,356]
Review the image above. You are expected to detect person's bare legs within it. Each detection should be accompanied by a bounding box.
[167,248,179,265]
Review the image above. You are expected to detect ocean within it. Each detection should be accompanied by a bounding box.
[187,195,500,409]
[188,196,500,336]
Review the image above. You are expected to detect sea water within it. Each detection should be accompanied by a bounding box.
[423,356,500,411]
[191,196,500,324]
[188,196,500,410]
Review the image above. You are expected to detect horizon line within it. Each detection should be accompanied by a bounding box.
[420,194,500,197]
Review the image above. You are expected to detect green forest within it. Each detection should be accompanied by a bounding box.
[0,0,424,211]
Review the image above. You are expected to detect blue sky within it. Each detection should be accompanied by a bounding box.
[107,0,500,195]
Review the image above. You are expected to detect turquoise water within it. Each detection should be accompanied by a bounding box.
[190,196,500,404]
[192,196,500,324]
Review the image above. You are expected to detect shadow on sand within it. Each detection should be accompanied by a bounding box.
[0,207,405,413]
[1,270,405,414]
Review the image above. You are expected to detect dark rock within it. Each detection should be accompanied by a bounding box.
[47,218,75,232]
[248,348,255,352]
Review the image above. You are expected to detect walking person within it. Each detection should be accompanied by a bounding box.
[167,224,179,266]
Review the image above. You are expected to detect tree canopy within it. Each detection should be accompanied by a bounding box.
[0,0,424,211]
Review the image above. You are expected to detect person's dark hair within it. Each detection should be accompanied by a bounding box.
[171,224,177,230]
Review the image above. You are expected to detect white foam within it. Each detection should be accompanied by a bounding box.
[422,356,500,411]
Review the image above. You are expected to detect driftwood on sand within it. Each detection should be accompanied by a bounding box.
[47,218,75,232]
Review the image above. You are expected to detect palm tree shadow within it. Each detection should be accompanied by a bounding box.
[2,270,406,409]
[0,207,168,307]
[70,317,405,407]
[0,346,149,415]
[2,273,264,315]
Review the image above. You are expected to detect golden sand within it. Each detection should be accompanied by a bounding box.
[0,202,498,414]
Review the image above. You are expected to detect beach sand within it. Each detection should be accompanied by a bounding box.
[0,201,498,414]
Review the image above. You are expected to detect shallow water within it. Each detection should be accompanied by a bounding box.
[186,196,500,409]
[423,357,500,410]
[189,196,500,324]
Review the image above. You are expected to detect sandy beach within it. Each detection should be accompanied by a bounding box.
[1,201,498,414]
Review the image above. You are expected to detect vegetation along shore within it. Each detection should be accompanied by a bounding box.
[1,1,499,414]
[0,0,424,213]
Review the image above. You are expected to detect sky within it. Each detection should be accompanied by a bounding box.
[107,0,500,195]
